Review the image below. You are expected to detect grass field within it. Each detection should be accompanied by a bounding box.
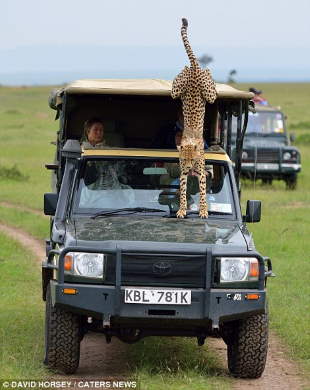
[0,233,46,378]
[0,86,55,208]
[0,206,48,240]
[0,83,309,386]
[128,337,230,390]
[241,161,310,367]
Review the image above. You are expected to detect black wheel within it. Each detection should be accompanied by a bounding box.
[285,174,297,190]
[44,284,81,374]
[226,312,268,378]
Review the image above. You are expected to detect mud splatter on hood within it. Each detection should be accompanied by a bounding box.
[70,216,248,247]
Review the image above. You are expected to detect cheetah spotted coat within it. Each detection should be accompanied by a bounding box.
[171,18,217,218]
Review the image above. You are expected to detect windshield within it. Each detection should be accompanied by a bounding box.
[72,158,236,218]
[246,111,285,134]
[232,111,285,135]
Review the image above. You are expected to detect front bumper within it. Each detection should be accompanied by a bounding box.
[45,246,269,330]
[51,281,266,329]
[241,162,301,175]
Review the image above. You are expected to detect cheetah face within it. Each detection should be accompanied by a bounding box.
[177,137,203,160]
[178,144,198,160]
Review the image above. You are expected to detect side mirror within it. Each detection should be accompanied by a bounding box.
[44,193,58,216]
[289,133,295,143]
[243,200,261,223]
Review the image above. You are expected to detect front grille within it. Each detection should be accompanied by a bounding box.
[105,253,206,288]
[243,148,280,163]
[256,149,279,163]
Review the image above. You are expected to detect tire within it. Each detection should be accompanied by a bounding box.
[285,174,297,190]
[226,312,268,378]
[44,284,81,374]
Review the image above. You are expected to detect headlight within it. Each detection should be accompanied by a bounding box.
[283,150,298,161]
[283,152,291,161]
[219,257,259,282]
[242,151,248,160]
[64,252,106,278]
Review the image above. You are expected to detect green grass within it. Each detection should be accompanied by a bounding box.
[0,164,29,181]
[295,133,310,145]
[248,209,310,366]
[0,206,48,241]
[241,144,310,200]
[0,232,46,378]
[241,144,310,372]
[290,121,310,130]
[0,86,56,209]
[129,337,229,390]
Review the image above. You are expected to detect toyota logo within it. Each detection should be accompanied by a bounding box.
[152,261,172,277]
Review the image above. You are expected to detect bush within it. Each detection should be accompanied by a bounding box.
[0,164,29,181]
[295,133,310,145]
[4,109,21,115]
[290,121,310,130]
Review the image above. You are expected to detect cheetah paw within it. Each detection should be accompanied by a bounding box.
[199,205,208,219]
[176,208,187,218]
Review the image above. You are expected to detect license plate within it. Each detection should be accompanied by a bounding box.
[256,163,279,170]
[124,288,191,305]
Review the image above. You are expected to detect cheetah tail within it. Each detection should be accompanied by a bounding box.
[182,18,188,27]
[181,18,198,68]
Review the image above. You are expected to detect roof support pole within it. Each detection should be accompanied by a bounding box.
[234,100,243,191]
[226,103,232,158]
[207,101,219,146]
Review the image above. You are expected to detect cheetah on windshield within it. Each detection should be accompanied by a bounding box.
[171,18,217,218]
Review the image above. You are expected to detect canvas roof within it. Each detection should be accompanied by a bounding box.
[64,79,254,100]
[254,104,283,112]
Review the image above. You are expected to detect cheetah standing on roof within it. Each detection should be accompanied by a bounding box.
[171,18,217,218]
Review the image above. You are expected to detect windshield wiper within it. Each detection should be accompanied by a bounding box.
[186,210,230,216]
[247,132,275,137]
[91,207,166,219]
[247,131,261,136]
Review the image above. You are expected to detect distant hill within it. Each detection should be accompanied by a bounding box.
[1,45,309,85]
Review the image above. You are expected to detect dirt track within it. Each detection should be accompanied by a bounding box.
[0,221,308,389]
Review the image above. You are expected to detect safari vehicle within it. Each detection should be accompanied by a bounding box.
[233,105,301,189]
[43,79,273,378]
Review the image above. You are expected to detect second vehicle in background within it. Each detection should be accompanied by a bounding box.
[233,105,301,189]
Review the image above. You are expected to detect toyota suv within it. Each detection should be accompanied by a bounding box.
[43,79,273,378]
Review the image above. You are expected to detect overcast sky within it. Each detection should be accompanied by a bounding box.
[2,0,310,84]
[3,0,310,49]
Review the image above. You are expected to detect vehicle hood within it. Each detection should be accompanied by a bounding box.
[243,135,286,147]
[69,216,252,249]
